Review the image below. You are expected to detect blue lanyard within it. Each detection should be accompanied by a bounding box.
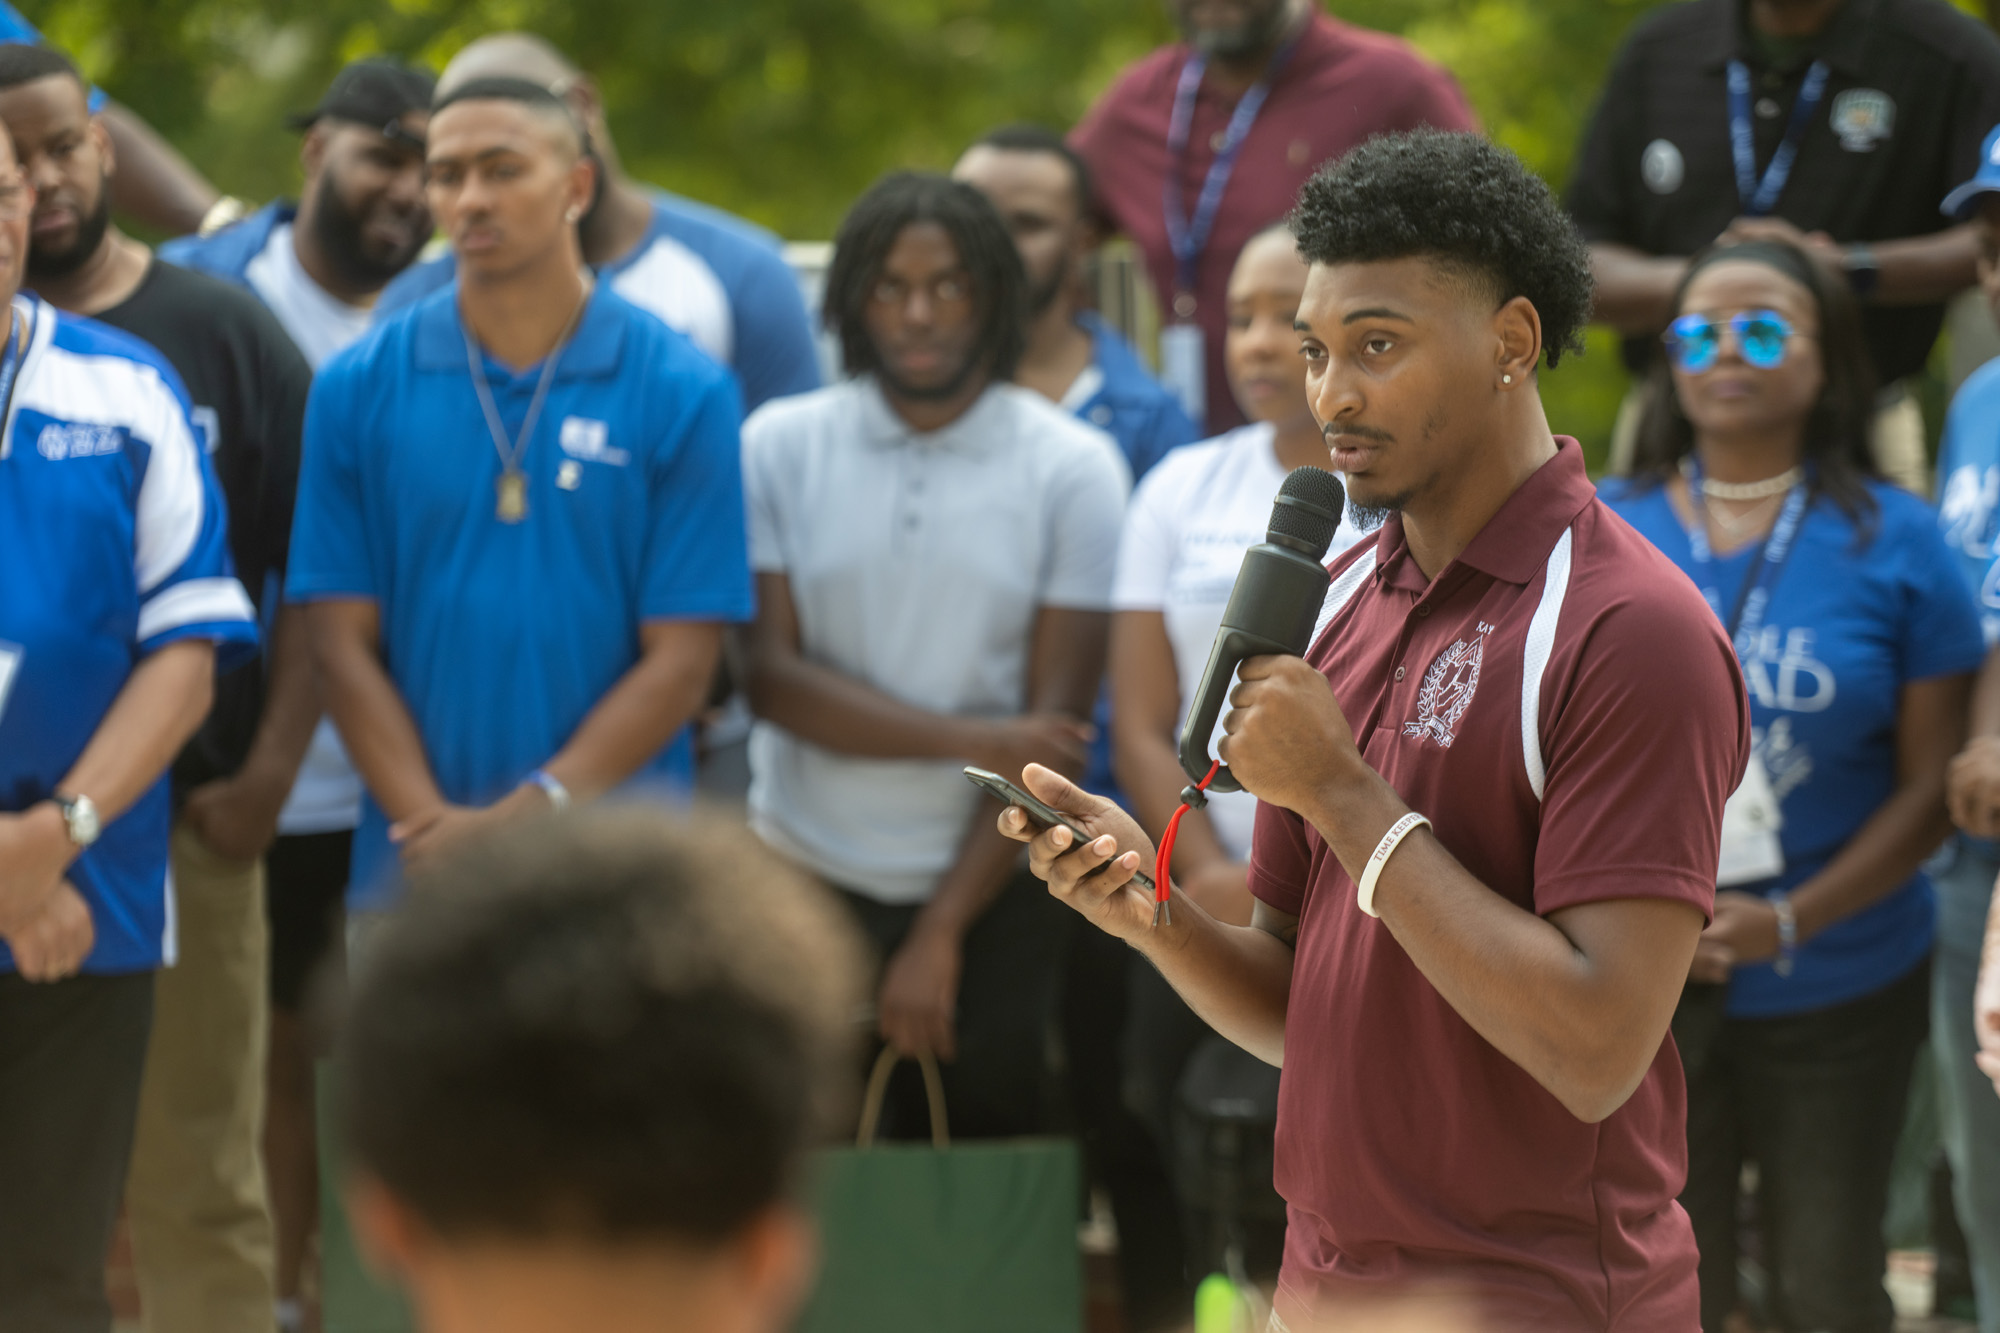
[1685,458,1809,652]
[1163,38,1298,305]
[1726,58,1830,217]
[0,302,28,441]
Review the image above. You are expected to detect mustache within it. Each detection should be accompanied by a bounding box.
[1323,422,1394,443]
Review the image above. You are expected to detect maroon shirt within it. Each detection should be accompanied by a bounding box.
[1249,442,1749,1330]
[1069,11,1475,433]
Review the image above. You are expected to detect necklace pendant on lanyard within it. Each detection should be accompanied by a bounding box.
[495,472,528,524]
[1685,457,1809,652]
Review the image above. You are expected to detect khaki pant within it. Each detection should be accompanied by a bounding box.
[1606,379,1931,497]
[125,822,277,1333]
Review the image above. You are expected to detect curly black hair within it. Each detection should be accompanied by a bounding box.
[1288,130,1594,367]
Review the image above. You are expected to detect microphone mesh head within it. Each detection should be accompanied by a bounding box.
[1268,466,1346,559]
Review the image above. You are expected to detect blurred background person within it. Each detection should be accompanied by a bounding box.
[953,123,1198,482]
[0,42,318,1333]
[1568,0,2000,489]
[380,32,819,418]
[953,128,1195,1315]
[1934,135,2000,1333]
[338,810,866,1333]
[0,2,223,235]
[288,76,750,909]
[742,171,1128,1139]
[0,110,259,1327]
[1601,239,1982,1333]
[1070,0,1474,431]
[160,56,434,1330]
[1097,221,1365,1324]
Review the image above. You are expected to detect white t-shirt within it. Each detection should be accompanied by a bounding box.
[1111,423,1369,860]
[247,222,372,835]
[744,378,1131,903]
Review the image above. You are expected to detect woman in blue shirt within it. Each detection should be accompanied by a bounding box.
[1601,239,1983,1333]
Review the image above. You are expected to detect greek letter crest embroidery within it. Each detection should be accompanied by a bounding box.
[1403,627,1489,748]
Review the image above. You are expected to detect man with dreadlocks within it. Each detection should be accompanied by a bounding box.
[741,171,1129,1138]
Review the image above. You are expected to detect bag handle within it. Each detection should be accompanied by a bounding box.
[855,1045,949,1149]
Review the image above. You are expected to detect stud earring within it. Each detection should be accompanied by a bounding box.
[1502,374,1513,385]
[565,208,581,223]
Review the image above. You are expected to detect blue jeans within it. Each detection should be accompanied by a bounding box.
[1934,839,2000,1333]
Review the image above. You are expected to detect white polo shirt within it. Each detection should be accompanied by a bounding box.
[744,377,1131,902]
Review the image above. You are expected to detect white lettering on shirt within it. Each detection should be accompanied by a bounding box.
[1739,626,1837,712]
[559,416,628,467]
[36,422,126,460]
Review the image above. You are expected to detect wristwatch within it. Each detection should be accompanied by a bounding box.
[52,792,100,848]
[1843,243,1880,301]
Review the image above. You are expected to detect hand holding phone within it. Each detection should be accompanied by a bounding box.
[964,766,1155,891]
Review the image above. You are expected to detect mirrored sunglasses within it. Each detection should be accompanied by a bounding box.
[1663,310,1797,373]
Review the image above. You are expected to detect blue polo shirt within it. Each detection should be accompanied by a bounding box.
[378,191,820,415]
[286,283,754,907]
[1603,478,1983,1016]
[1071,312,1200,482]
[0,297,258,974]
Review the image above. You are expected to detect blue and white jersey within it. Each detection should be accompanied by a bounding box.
[1938,356,2000,646]
[1605,477,1983,1017]
[0,296,258,974]
[378,191,821,414]
[286,283,754,909]
[1068,312,1200,483]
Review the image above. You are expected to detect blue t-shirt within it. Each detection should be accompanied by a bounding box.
[0,297,258,973]
[285,284,755,907]
[378,192,820,415]
[1603,477,1983,1017]
[1938,357,2000,647]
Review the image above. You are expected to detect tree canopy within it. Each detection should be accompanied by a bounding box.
[21,0,1990,455]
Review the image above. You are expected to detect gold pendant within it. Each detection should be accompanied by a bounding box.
[496,471,528,523]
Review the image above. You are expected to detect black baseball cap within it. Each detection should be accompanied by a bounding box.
[287,58,435,148]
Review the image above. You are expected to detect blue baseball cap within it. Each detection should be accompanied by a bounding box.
[1943,123,2000,219]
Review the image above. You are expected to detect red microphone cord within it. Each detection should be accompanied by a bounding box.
[1152,759,1221,926]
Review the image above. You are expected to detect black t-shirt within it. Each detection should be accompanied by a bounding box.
[1566,0,2000,383]
[88,258,312,797]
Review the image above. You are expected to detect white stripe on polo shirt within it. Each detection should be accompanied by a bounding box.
[137,576,257,642]
[1520,526,1575,802]
[1312,545,1379,650]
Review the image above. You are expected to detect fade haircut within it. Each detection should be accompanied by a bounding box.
[824,170,1028,381]
[338,808,866,1245]
[429,75,591,158]
[970,123,1097,220]
[1289,129,1594,368]
[0,42,84,94]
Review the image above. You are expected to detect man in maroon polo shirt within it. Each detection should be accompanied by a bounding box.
[1002,131,1750,1330]
[1070,0,1473,434]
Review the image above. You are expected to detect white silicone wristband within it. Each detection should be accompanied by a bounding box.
[528,768,571,812]
[1356,812,1431,918]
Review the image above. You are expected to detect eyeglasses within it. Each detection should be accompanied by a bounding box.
[0,173,34,223]
[1663,310,1804,373]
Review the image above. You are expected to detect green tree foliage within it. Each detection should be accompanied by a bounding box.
[26,0,1983,453]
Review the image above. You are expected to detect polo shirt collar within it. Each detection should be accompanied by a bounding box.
[1369,437,1596,591]
[1708,0,1877,77]
[412,279,626,379]
[857,376,1009,456]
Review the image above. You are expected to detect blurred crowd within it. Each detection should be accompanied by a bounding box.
[5,0,2000,1331]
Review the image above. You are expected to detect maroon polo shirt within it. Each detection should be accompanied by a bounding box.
[1069,11,1475,434]
[1249,441,1749,1330]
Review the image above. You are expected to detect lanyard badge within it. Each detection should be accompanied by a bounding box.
[1726,59,1830,217]
[1158,37,1297,424]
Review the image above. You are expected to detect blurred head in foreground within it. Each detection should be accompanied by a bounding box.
[338,808,866,1333]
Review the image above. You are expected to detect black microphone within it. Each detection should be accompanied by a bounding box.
[1176,466,1346,795]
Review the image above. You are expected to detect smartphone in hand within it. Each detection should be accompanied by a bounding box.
[963,766,1155,890]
